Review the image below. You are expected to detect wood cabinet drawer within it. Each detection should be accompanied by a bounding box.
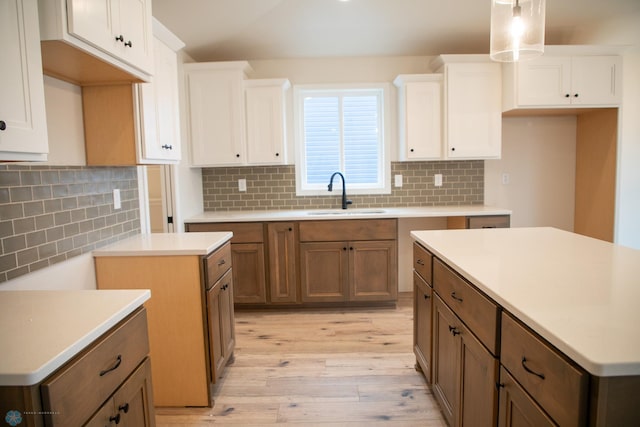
[42,308,149,427]
[187,222,264,243]
[413,243,432,285]
[205,242,232,287]
[501,312,588,427]
[433,258,499,355]
[467,215,510,229]
[299,219,397,242]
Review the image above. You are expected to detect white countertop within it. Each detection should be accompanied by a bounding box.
[0,290,150,386]
[185,205,511,223]
[92,232,233,256]
[411,227,640,377]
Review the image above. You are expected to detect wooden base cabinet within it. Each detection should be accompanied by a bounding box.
[186,222,267,304]
[498,367,555,427]
[413,272,433,382]
[0,308,155,426]
[299,219,398,304]
[413,242,434,381]
[86,358,155,427]
[206,269,236,383]
[95,241,235,407]
[267,222,299,303]
[432,295,498,427]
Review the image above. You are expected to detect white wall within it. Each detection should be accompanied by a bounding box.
[171,50,204,232]
[485,116,577,230]
[42,76,86,165]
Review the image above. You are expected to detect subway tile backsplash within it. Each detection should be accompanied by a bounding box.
[0,165,140,283]
[202,161,483,211]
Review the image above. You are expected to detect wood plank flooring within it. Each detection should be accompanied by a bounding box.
[155,293,446,426]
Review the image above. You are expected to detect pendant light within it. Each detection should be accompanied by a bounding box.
[490,0,546,62]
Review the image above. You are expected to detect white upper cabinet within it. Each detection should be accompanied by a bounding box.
[394,74,443,161]
[185,62,252,167]
[38,0,153,83]
[245,79,290,165]
[0,0,49,161]
[433,56,502,160]
[136,20,184,163]
[503,50,622,111]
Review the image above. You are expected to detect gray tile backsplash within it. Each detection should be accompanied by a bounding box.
[202,161,484,211]
[0,165,140,283]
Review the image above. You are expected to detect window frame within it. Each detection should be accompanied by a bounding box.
[293,83,392,196]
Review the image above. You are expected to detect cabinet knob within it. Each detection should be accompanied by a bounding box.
[343,247,347,251]
[0,120,6,131]
[115,35,124,42]
[574,93,579,98]
[124,40,133,48]
[118,403,129,414]
[416,259,425,266]
[288,227,292,231]
[236,154,240,158]
[451,147,455,152]
[424,294,430,300]
[275,152,280,157]
[565,94,571,98]
[109,413,121,424]
[410,148,414,152]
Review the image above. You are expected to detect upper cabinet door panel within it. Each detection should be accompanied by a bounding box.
[571,56,621,106]
[0,0,48,159]
[446,62,501,159]
[516,57,572,106]
[116,0,153,72]
[245,81,288,165]
[66,0,117,54]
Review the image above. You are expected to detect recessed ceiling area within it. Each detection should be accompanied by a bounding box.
[151,0,640,62]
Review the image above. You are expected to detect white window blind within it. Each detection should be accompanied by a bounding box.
[295,86,389,195]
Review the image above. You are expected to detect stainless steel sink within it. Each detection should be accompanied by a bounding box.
[306,209,386,216]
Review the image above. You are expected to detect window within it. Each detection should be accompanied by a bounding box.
[294,84,391,195]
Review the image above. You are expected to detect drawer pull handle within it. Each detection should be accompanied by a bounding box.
[100,354,122,376]
[424,294,430,300]
[521,357,545,380]
[496,382,505,390]
[217,259,226,266]
[416,259,425,266]
[118,403,129,413]
[450,292,463,302]
[109,413,121,424]
[448,325,460,336]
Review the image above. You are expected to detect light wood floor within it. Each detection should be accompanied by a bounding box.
[155,293,446,426]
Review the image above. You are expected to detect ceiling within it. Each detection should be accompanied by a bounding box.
[151,0,640,62]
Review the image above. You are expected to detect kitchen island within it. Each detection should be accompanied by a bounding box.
[411,227,640,426]
[93,232,234,407]
[0,289,153,426]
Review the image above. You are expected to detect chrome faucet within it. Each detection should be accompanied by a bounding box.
[328,172,352,210]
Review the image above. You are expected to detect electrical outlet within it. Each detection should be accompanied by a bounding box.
[113,189,121,210]
[238,179,247,192]
[394,174,403,187]
[434,174,443,187]
[502,173,510,185]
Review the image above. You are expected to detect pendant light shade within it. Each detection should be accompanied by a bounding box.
[490,0,546,62]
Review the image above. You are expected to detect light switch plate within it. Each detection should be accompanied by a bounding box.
[238,179,247,192]
[113,189,121,210]
[394,174,403,187]
[434,174,443,187]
